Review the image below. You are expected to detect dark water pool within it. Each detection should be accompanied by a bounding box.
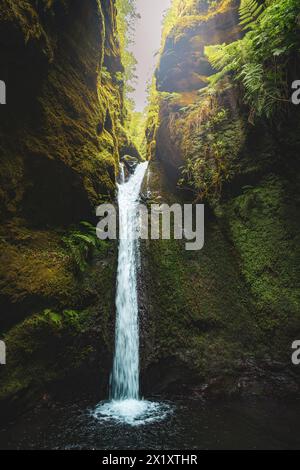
[1,398,300,450]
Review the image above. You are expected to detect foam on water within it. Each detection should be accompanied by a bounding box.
[92,399,171,426]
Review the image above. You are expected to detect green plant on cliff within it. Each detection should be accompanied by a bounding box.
[205,0,300,120]
[225,175,300,340]
[162,0,182,42]
[239,0,263,29]
[179,104,244,201]
[144,79,160,160]
[162,0,223,41]
[62,222,108,273]
[128,110,147,155]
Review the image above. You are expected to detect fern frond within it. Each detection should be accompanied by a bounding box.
[239,63,264,95]
[62,222,106,273]
[71,232,97,247]
[205,44,227,70]
[239,0,263,29]
[205,41,243,77]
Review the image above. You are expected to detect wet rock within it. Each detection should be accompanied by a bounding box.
[121,155,140,176]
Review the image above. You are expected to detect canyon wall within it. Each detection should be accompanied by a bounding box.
[0,0,127,415]
[142,0,300,398]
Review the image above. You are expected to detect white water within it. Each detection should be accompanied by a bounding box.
[93,162,171,425]
[111,162,148,400]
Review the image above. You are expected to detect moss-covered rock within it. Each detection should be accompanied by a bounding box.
[0,0,127,225]
[0,0,125,414]
[0,224,117,414]
[141,162,300,399]
[223,175,300,349]
[140,163,258,391]
[143,0,300,398]
[156,0,241,93]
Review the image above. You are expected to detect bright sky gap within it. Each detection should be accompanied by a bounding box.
[129,0,172,112]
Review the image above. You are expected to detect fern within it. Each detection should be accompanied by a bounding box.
[239,63,264,96]
[62,222,108,273]
[205,44,227,70]
[205,41,244,83]
[205,0,299,121]
[239,0,263,29]
[238,63,287,119]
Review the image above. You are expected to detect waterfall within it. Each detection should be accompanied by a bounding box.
[119,162,125,184]
[92,161,171,425]
[111,162,148,400]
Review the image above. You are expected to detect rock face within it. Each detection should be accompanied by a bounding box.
[156,0,241,93]
[154,0,242,180]
[0,0,128,415]
[142,0,300,398]
[0,0,126,226]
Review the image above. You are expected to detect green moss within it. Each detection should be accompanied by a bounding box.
[176,86,246,202]
[0,218,117,323]
[0,235,117,402]
[143,163,262,379]
[0,0,135,409]
[162,0,231,45]
[0,0,133,223]
[0,308,94,401]
[223,175,300,348]
[2,0,54,61]
[143,0,300,393]
[0,224,77,307]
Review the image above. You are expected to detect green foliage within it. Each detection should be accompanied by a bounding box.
[161,0,221,42]
[177,95,245,202]
[128,110,147,155]
[162,0,182,42]
[144,78,160,159]
[116,0,139,98]
[0,307,94,402]
[100,66,112,81]
[62,222,108,273]
[43,308,87,331]
[161,0,233,46]
[239,62,284,118]
[239,0,263,29]
[205,0,300,120]
[205,41,244,80]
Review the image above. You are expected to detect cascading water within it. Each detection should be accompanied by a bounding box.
[92,161,171,426]
[111,162,148,401]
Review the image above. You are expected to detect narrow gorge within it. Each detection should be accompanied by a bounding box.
[0,0,300,450]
